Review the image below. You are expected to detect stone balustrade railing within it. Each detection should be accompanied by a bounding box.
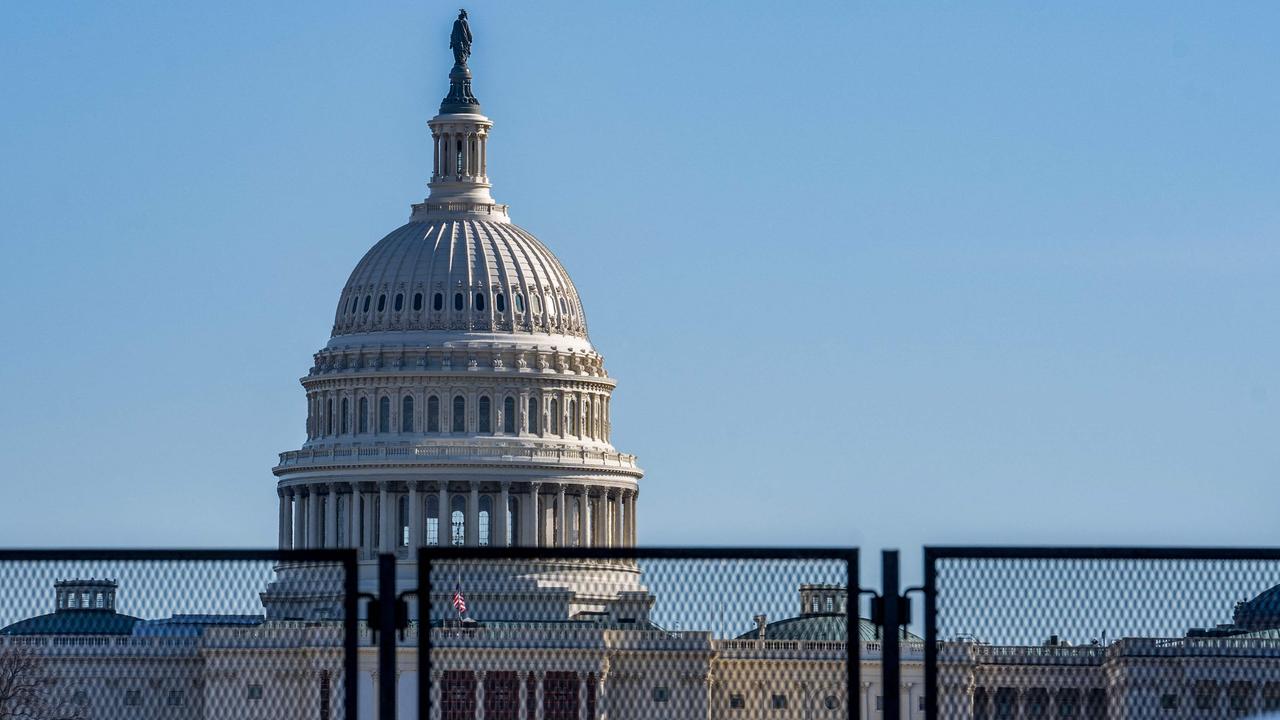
[276,443,639,471]
[0,634,199,656]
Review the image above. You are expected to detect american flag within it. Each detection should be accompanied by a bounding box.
[451,584,467,616]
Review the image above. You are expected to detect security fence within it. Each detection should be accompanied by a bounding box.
[0,549,358,720]
[923,548,1280,720]
[417,547,861,720]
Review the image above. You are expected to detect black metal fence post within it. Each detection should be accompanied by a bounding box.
[378,553,397,720]
[882,549,901,720]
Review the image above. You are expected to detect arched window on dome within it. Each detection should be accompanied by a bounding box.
[455,139,464,176]
[394,293,404,312]
[413,292,423,311]
[401,396,414,433]
[496,293,506,313]
[568,399,578,437]
[426,495,439,546]
[341,397,350,434]
[453,293,464,312]
[507,497,519,547]
[527,397,539,434]
[585,400,593,439]
[478,496,492,546]
[531,294,541,314]
[378,396,391,433]
[452,396,466,433]
[427,396,440,432]
[377,294,386,313]
[559,297,568,315]
[398,495,409,547]
[433,293,443,312]
[363,295,371,313]
[358,397,369,434]
[326,399,333,436]
[478,396,491,434]
[503,396,516,434]
[348,296,357,315]
[549,398,560,436]
[514,293,525,313]
[545,294,556,317]
[475,293,486,312]
[450,496,465,545]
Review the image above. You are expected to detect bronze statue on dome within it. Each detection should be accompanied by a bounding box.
[450,9,473,67]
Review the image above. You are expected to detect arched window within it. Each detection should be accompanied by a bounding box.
[326,399,333,435]
[585,400,593,439]
[401,396,414,433]
[413,292,423,311]
[478,396,491,433]
[507,497,519,547]
[549,398,560,435]
[452,395,466,433]
[358,397,369,433]
[559,297,568,314]
[475,293,486,312]
[394,293,404,312]
[348,296,357,314]
[503,397,516,434]
[531,294,541,314]
[378,396,391,433]
[426,496,439,546]
[453,293,464,311]
[398,495,409,547]
[545,294,556,316]
[427,396,440,432]
[455,139,464,175]
[362,295,371,313]
[450,496,465,545]
[527,397,539,434]
[496,294,506,313]
[514,293,525,313]
[341,397,350,434]
[377,294,386,312]
[479,496,492,546]
[433,292,443,311]
[568,399,577,436]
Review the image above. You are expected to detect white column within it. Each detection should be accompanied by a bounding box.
[526,482,541,546]
[361,489,373,558]
[499,482,510,547]
[535,672,545,720]
[578,673,588,720]
[613,491,625,548]
[293,489,306,548]
[408,483,420,557]
[429,671,442,720]
[438,483,450,546]
[347,487,359,550]
[378,485,390,553]
[467,484,480,546]
[580,486,591,548]
[555,484,567,548]
[519,672,528,720]
[476,670,486,720]
[278,491,290,549]
[325,484,338,548]
[627,490,637,546]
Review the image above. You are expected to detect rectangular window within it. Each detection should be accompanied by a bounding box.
[427,517,439,546]
[124,690,141,706]
[167,690,184,707]
[1160,694,1177,710]
[247,684,263,701]
[729,694,745,710]
[652,687,669,703]
[772,694,787,710]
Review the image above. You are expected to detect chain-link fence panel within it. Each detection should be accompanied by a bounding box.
[416,548,860,720]
[0,549,357,720]
[925,548,1280,720]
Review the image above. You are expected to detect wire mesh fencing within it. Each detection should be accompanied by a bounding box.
[925,548,1280,720]
[416,547,860,720]
[0,549,357,720]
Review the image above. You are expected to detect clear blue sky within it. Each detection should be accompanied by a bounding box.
[2,2,1278,588]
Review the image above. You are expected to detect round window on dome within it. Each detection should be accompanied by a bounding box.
[377,294,386,312]
[824,696,838,711]
[514,293,525,313]
[413,293,423,311]
[453,293,464,311]
[394,293,404,312]
[496,293,506,313]
[433,293,443,312]
[475,293,486,312]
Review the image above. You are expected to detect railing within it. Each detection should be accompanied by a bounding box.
[276,443,640,470]
[0,634,200,656]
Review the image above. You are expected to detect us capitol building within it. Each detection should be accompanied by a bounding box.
[4,14,1280,720]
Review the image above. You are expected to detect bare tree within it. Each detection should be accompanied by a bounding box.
[0,646,82,720]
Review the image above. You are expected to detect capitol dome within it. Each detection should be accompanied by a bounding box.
[329,217,590,347]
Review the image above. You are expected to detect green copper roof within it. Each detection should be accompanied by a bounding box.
[735,614,922,643]
[1,609,140,636]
